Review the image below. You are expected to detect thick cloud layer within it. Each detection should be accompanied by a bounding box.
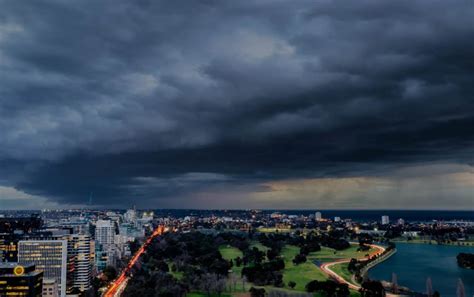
[0,0,473,208]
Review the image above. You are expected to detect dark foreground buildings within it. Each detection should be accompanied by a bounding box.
[0,263,43,296]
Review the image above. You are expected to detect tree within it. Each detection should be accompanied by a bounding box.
[249,287,266,297]
[214,277,226,297]
[348,258,358,272]
[242,276,247,291]
[360,280,386,297]
[103,266,117,282]
[306,280,349,297]
[288,281,296,289]
[457,253,474,269]
[235,256,243,267]
[201,273,217,297]
[292,253,307,265]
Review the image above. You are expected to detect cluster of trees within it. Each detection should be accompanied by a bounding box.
[251,287,315,297]
[123,231,232,296]
[124,270,188,297]
[90,266,117,296]
[305,280,350,297]
[292,234,322,265]
[359,280,385,297]
[457,253,474,269]
[241,259,285,286]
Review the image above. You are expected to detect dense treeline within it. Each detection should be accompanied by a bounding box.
[306,280,350,296]
[124,232,231,296]
[457,253,474,269]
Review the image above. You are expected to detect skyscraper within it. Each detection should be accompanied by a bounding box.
[18,240,67,297]
[381,215,390,225]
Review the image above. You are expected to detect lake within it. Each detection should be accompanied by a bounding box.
[369,243,474,297]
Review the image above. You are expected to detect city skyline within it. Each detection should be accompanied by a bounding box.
[1,1,474,210]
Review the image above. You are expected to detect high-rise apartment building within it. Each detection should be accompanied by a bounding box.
[18,240,67,297]
[95,220,115,246]
[68,234,92,292]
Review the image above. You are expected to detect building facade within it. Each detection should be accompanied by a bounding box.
[95,220,115,246]
[18,240,67,297]
[42,278,59,297]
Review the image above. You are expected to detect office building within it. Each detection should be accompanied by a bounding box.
[0,234,18,262]
[0,263,43,297]
[18,240,67,297]
[381,215,390,225]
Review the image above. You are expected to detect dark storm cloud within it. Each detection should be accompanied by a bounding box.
[0,0,473,207]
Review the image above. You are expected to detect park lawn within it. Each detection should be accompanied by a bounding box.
[250,241,269,253]
[220,245,244,260]
[281,245,327,291]
[330,263,355,285]
[309,245,375,262]
[219,245,244,275]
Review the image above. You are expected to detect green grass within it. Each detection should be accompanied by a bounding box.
[220,245,244,260]
[280,245,327,291]
[219,245,244,275]
[250,241,270,253]
[310,245,375,262]
[330,263,355,285]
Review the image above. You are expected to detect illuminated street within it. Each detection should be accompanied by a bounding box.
[103,226,165,297]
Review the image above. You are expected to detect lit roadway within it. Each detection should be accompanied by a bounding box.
[319,244,386,291]
[103,225,166,297]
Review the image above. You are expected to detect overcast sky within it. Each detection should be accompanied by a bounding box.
[1,0,473,209]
